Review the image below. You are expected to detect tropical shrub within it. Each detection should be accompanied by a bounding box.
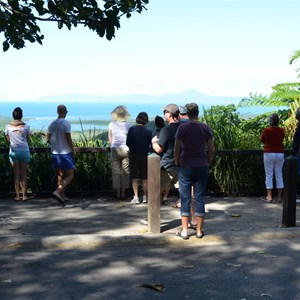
[202,105,264,195]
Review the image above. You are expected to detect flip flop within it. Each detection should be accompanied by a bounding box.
[52,192,66,207]
[22,195,35,201]
[189,223,197,230]
[196,231,205,239]
[175,230,189,240]
[261,197,272,203]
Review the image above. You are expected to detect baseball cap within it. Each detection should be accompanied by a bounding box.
[161,104,179,114]
[179,106,187,115]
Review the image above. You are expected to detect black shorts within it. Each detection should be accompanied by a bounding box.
[129,155,148,180]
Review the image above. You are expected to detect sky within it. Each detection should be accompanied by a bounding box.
[1,0,300,102]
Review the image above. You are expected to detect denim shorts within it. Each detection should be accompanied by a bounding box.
[9,150,30,163]
[52,153,75,170]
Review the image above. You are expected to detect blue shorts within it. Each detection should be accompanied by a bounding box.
[9,150,30,163]
[52,153,75,170]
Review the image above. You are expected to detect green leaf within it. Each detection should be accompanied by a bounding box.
[48,0,56,13]
[3,40,9,52]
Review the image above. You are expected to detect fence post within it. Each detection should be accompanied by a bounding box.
[282,155,298,227]
[147,153,161,233]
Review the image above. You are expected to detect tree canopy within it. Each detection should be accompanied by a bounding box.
[0,0,149,51]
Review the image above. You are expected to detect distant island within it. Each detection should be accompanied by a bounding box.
[0,89,244,106]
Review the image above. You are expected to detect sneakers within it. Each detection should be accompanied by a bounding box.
[142,196,147,203]
[131,196,140,204]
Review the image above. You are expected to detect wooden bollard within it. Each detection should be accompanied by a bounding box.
[282,155,298,227]
[147,153,161,233]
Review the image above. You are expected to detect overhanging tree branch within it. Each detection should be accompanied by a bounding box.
[0,0,149,51]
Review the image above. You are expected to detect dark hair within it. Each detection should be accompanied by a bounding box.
[155,115,165,129]
[12,107,23,120]
[269,113,279,126]
[136,112,149,125]
[186,102,199,119]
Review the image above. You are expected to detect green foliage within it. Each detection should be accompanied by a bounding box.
[290,49,300,77]
[0,0,149,51]
[203,105,263,195]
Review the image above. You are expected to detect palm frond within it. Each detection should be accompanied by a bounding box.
[289,49,300,65]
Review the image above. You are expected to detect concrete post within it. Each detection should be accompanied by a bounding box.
[147,153,161,233]
[282,155,298,227]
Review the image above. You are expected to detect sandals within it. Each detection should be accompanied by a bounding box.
[196,231,205,239]
[189,222,197,230]
[175,230,189,240]
[261,197,272,203]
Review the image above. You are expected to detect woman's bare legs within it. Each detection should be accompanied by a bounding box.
[181,216,189,236]
[12,162,21,200]
[196,216,204,236]
[20,162,29,200]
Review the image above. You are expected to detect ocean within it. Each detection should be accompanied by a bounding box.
[0,102,280,131]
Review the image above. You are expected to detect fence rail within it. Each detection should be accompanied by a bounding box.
[0,147,293,155]
[0,147,110,154]
[0,147,294,195]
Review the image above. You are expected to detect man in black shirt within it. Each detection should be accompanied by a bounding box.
[152,104,180,202]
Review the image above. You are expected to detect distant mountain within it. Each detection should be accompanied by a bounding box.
[12,89,244,106]
[30,90,243,105]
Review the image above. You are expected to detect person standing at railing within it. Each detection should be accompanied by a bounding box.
[126,112,152,204]
[108,105,131,200]
[174,102,215,240]
[261,113,285,203]
[47,104,75,206]
[5,107,32,201]
[291,107,300,204]
[152,104,180,204]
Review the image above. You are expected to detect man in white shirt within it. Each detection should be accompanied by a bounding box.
[47,104,75,206]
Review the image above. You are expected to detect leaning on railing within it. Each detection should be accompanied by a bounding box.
[0,147,294,196]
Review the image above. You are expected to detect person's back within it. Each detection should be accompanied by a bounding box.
[48,118,72,154]
[159,122,180,171]
[176,121,212,167]
[47,104,75,206]
[127,125,152,155]
[174,102,214,240]
[261,126,284,153]
[126,112,152,204]
[5,107,31,201]
[260,113,285,202]
[108,105,131,200]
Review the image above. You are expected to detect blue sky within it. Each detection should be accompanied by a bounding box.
[1,0,300,101]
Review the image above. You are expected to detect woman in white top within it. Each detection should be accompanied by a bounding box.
[5,107,31,201]
[108,105,131,199]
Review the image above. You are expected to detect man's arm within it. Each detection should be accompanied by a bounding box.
[108,129,113,145]
[152,136,163,154]
[46,133,51,144]
[65,133,75,155]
